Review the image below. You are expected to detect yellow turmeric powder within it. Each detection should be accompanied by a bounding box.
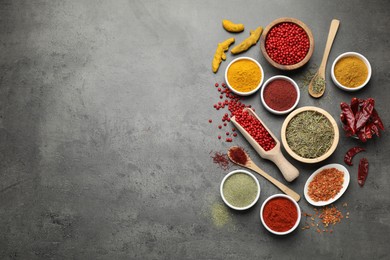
[222,19,245,33]
[227,59,261,93]
[212,37,235,73]
[231,26,263,55]
[334,56,368,88]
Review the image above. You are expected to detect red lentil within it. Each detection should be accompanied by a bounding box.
[265,22,310,65]
[308,168,344,202]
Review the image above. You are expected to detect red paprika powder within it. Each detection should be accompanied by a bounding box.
[262,197,298,232]
[263,79,297,111]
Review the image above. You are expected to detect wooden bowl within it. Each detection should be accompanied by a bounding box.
[260,17,314,70]
[281,106,339,164]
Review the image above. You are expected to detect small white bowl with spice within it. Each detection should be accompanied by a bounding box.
[331,52,372,92]
[260,194,301,235]
[220,169,260,210]
[225,57,264,96]
[260,75,300,115]
[304,163,350,206]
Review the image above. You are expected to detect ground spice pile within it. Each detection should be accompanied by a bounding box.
[211,202,233,228]
[302,203,349,234]
[222,172,258,208]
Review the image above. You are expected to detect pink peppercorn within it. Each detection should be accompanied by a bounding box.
[233,109,276,151]
[265,22,310,65]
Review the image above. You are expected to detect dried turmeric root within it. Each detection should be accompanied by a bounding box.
[212,37,235,73]
[231,26,263,55]
[222,19,245,33]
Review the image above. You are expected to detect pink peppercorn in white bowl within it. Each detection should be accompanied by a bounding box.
[260,75,300,115]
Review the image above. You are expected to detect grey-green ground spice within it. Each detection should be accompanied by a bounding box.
[286,111,334,158]
[222,173,258,208]
[211,203,232,227]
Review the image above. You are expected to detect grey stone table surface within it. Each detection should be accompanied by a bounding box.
[0,0,389,259]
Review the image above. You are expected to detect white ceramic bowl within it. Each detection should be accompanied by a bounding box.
[220,169,260,210]
[260,75,300,115]
[331,52,372,91]
[260,194,301,235]
[225,57,264,96]
[304,163,350,206]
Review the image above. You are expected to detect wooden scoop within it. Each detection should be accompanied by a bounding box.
[228,146,300,202]
[230,108,299,182]
[308,19,340,98]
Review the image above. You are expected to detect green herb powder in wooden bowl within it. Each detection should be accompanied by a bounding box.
[221,170,260,210]
[282,107,339,163]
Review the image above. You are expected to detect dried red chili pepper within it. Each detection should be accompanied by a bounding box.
[358,158,369,187]
[357,127,367,142]
[368,122,380,137]
[341,98,384,141]
[350,97,360,115]
[340,102,356,135]
[371,108,384,131]
[356,98,375,131]
[364,124,372,139]
[344,147,365,166]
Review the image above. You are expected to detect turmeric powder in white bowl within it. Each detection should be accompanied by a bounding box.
[225,57,264,96]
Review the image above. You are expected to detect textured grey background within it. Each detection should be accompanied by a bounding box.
[0,0,389,259]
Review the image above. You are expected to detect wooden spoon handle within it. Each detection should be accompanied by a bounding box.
[268,152,299,182]
[319,19,340,75]
[249,163,300,202]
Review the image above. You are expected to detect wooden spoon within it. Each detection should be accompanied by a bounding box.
[228,146,300,202]
[230,108,299,182]
[308,19,340,98]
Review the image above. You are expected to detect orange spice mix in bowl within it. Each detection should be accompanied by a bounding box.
[308,168,344,202]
